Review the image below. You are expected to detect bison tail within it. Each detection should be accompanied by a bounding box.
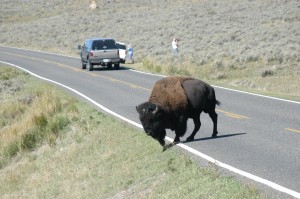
[208,88,221,106]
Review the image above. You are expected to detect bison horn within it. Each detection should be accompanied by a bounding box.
[152,105,159,115]
[142,108,147,114]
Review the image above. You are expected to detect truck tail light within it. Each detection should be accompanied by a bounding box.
[90,52,94,57]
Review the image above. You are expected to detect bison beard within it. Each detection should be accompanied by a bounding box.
[136,76,220,151]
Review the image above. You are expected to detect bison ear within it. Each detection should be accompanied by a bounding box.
[136,106,144,114]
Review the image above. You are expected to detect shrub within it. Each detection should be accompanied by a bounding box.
[33,114,48,129]
[261,70,274,77]
[49,115,69,135]
[22,132,37,150]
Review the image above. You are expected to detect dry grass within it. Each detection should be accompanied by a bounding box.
[0,67,75,167]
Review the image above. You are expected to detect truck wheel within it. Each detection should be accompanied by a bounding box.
[114,63,120,70]
[81,59,86,69]
[107,63,112,69]
[88,59,94,71]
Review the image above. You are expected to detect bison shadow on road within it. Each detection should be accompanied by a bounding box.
[181,133,247,144]
[163,133,247,151]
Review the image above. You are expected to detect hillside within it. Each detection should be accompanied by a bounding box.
[1,0,299,99]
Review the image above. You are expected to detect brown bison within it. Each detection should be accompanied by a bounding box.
[136,76,220,150]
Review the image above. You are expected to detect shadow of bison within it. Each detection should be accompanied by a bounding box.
[136,76,220,151]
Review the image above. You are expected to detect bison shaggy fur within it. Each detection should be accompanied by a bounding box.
[136,76,220,150]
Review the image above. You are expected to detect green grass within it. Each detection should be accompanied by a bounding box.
[0,66,265,198]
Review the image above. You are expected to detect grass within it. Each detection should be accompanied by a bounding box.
[0,66,265,198]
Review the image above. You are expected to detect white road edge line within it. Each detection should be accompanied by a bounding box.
[1,61,299,198]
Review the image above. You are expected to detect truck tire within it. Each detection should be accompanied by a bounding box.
[107,63,112,69]
[88,59,94,71]
[114,63,120,70]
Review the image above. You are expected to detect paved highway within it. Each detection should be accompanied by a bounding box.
[1,46,299,198]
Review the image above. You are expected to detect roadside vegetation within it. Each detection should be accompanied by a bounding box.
[0,66,264,198]
[0,0,299,100]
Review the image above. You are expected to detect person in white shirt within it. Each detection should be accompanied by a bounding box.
[172,38,179,54]
[128,44,134,63]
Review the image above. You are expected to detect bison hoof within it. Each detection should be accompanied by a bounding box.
[186,136,194,142]
[162,146,168,152]
[162,144,171,152]
[211,132,218,137]
[173,140,180,144]
[162,142,178,152]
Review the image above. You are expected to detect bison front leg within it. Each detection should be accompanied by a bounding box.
[155,129,166,147]
[153,130,175,152]
[162,131,181,152]
[158,138,165,147]
[209,110,218,137]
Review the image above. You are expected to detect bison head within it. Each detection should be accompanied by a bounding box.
[136,102,166,146]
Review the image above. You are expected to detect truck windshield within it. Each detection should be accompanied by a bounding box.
[92,40,116,50]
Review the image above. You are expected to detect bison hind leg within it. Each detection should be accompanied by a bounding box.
[186,114,201,142]
[209,110,218,137]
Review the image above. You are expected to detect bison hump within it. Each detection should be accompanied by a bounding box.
[149,76,189,112]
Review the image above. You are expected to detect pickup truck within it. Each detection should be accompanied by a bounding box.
[78,38,120,71]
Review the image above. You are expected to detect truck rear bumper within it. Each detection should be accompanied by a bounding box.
[90,58,120,64]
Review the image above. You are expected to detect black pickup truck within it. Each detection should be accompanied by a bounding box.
[78,38,120,71]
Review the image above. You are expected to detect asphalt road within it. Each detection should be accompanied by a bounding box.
[1,46,299,198]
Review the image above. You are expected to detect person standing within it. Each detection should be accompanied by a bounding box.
[172,38,179,54]
[128,44,134,63]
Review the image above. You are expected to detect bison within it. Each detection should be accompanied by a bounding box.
[136,76,220,150]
